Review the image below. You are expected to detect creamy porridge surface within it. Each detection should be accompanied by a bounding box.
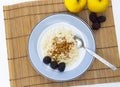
[38,22,85,71]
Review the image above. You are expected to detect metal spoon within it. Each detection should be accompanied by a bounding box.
[74,35,117,71]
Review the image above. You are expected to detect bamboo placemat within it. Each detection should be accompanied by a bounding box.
[3,0,120,87]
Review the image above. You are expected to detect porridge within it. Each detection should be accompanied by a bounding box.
[37,22,85,71]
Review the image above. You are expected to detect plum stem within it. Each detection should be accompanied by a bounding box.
[77,0,80,3]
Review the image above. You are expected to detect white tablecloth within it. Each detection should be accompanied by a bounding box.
[0,0,120,87]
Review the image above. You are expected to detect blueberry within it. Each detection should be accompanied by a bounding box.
[43,56,51,64]
[50,61,58,69]
[92,23,101,30]
[89,12,99,23]
[58,62,66,72]
[98,16,106,23]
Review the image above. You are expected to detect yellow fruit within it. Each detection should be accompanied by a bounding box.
[87,0,109,13]
[64,0,87,13]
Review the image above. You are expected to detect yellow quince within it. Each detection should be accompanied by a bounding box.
[64,0,87,13]
[87,0,109,13]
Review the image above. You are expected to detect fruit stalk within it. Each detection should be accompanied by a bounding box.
[77,0,80,2]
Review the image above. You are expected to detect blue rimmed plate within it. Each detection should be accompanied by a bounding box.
[28,14,95,81]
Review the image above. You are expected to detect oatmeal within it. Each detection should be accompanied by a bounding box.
[40,23,79,64]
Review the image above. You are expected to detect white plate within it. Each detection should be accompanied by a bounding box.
[28,14,96,81]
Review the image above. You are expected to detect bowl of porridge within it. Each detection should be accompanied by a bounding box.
[28,14,95,81]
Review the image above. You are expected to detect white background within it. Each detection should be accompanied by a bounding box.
[0,0,120,87]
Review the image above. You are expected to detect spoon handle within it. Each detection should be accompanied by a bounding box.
[86,48,117,71]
